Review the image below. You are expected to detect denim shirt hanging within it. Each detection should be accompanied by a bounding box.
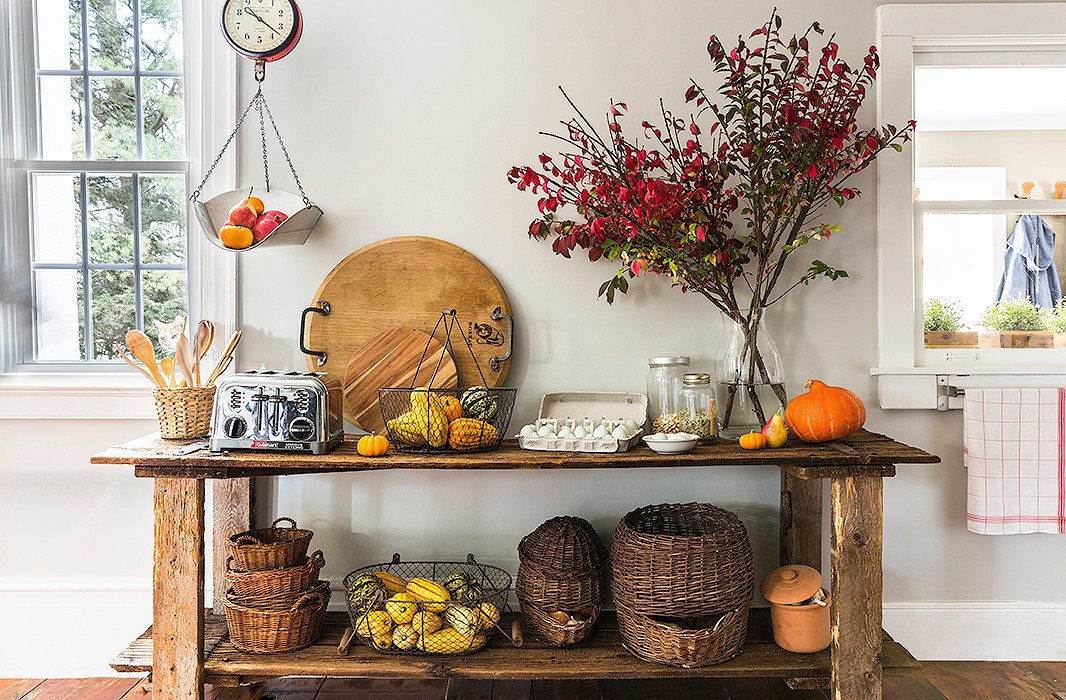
[996,214,1062,308]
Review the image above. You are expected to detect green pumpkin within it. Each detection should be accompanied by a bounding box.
[460,386,498,422]
[346,573,388,616]
[443,570,483,602]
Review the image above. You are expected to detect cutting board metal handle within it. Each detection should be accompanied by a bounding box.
[488,306,513,373]
[300,301,331,366]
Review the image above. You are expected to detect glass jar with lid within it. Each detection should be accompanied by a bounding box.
[678,372,717,441]
[647,354,690,430]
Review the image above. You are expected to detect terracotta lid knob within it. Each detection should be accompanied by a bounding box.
[781,570,798,582]
[760,564,824,605]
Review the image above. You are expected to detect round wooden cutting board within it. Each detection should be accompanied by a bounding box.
[303,237,512,386]
[343,328,459,432]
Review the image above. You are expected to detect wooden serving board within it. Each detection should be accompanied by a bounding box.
[343,328,459,432]
[303,237,512,385]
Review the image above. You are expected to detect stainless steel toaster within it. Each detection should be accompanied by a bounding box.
[209,370,344,454]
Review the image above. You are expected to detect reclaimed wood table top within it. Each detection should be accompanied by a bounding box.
[91,430,939,479]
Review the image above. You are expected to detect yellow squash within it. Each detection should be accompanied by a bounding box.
[384,592,418,624]
[355,610,393,639]
[406,578,450,612]
[392,623,419,650]
[417,627,482,653]
[447,418,499,451]
[374,571,408,595]
[409,611,442,635]
[386,410,428,446]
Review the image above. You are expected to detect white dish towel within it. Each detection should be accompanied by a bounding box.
[963,388,1066,534]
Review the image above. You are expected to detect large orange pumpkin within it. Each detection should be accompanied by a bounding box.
[784,379,866,443]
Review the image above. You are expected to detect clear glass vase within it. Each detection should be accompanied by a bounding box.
[717,308,788,438]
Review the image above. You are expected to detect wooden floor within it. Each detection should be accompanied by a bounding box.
[2,664,1065,700]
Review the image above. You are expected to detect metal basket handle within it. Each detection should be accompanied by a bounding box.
[413,310,492,389]
[271,517,297,529]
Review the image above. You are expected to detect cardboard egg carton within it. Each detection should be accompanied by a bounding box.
[516,391,647,453]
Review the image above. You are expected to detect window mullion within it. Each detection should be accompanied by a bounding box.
[79,172,92,361]
[80,0,89,159]
[133,0,143,160]
[133,173,143,329]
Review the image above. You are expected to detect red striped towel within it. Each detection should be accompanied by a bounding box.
[963,388,1066,535]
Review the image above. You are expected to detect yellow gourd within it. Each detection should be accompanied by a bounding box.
[370,630,393,650]
[409,611,442,635]
[357,434,390,457]
[739,431,768,450]
[374,571,408,595]
[444,605,483,635]
[406,578,450,612]
[355,610,393,638]
[384,592,418,624]
[447,418,499,451]
[392,623,419,650]
[387,410,428,445]
[441,395,463,422]
[417,627,482,653]
[409,389,450,448]
[477,602,501,629]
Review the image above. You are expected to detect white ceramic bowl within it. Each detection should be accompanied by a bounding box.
[642,433,700,454]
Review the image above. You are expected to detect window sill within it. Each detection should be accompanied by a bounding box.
[0,373,157,420]
[871,368,1066,410]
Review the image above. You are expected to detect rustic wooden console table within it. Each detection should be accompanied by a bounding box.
[92,430,939,700]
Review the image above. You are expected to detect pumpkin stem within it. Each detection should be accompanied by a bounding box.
[804,379,814,389]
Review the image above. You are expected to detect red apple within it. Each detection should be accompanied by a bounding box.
[261,210,288,224]
[228,202,258,229]
[251,217,280,243]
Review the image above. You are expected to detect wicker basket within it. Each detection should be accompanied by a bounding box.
[225,550,324,598]
[611,503,753,667]
[153,386,215,439]
[223,584,330,654]
[516,516,608,646]
[228,517,314,571]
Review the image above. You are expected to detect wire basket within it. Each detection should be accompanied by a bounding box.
[343,554,514,656]
[379,310,516,453]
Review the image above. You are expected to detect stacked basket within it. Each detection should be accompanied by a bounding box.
[222,517,330,654]
[516,516,609,646]
[611,503,754,667]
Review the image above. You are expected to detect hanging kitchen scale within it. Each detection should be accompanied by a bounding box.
[191,0,322,251]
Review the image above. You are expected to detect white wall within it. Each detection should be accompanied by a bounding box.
[4,0,1066,679]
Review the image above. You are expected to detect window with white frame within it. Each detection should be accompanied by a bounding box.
[19,0,189,365]
[876,4,1066,409]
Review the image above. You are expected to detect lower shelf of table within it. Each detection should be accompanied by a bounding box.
[112,609,919,684]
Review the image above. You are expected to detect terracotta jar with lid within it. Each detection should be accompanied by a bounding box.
[760,564,831,653]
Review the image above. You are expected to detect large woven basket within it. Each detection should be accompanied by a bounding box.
[611,503,753,666]
[153,386,215,439]
[225,550,324,598]
[228,517,313,571]
[516,516,608,646]
[223,584,330,654]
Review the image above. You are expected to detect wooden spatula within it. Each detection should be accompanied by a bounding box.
[175,335,195,388]
[118,345,160,386]
[205,330,242,387]
[161,357,176,387]
[191,320,213,387]
[124,330,166,387]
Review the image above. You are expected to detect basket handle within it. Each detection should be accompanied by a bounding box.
[272,517,297,529]
[233,535,262,546]
[225,556,238,573]
[289,591,326,614]
[306,550,325,571]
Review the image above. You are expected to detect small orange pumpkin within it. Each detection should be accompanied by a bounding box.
[739,431,768,450]
[440,395,463,422]
[357,433,390,457]
[784,379,866,443]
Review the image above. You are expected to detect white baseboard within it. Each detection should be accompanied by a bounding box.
[884,600,1066,660]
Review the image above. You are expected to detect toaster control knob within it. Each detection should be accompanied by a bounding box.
[223,416,248,439]
[288,417,315,441]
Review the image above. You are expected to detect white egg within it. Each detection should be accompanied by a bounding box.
[519,424,537,437]
[651,432,669,441]
[537,425,556,437]
[624,419,640,431]
[557,426,573,438]
[573,425,588,438]
[612,426,629,440]
[593,425,610,438]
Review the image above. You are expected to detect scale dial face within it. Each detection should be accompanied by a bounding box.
[221,0,302,60]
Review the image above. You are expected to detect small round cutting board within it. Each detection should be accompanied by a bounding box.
[343,328,459,433]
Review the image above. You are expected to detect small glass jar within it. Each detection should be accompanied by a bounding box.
[679,372,717,441]
[647,355,690,431]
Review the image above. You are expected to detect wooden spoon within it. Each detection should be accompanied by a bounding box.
[191,320,213,387]
[117,346,159,386]
[160,357,176,387]
[124,330,166,387]
[205,330,242,387]
[175,335,195,388]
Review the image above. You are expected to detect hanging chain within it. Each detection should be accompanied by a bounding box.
[260,96,311,207]
[190,86,262,201]
[256,94,271,192]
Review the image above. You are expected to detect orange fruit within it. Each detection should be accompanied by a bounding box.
[243,196,265,215]
[219,224,253,249]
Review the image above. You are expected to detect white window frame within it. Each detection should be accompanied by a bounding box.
[876,3,1066,410]
[0,0,238,417]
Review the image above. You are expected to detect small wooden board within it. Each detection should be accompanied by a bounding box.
[343,328,459,432]
[304,237,512,387]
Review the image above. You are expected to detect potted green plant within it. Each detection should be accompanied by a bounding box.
[978,297,1053,348]
[923,298,976,348]
[1048,302,1066,348]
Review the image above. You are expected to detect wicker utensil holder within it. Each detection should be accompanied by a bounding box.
[516,516,608,646]
[228,517,314,571]
[153,386,215,439]
[225,550,325,598]
[223,585,330,654]
[611,503,754,667]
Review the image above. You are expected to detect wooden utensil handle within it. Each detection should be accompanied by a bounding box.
[299,302,330,366]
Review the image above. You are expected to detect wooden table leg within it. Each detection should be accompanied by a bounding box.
[212,478,255,614]
[780,468,823,569]
[154,477,206,700]
[829,476,884,700]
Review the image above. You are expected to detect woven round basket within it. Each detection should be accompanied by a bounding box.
[225,550,325,598]
[615,601,748,668]
[153,386,215,439]
[516,516,608,646]
[611,503,753,667]
[223,585,330,654]
[228,517,313,571]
